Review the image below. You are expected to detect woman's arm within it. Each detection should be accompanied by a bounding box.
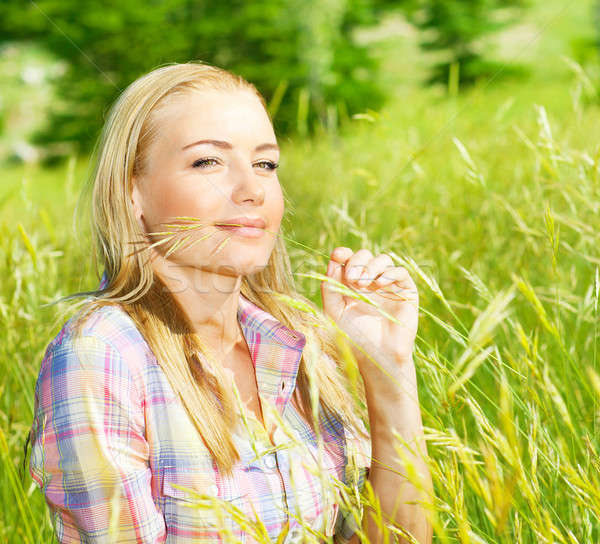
[356,353,433,544]
[322,246,434,544]
[29,332,166,543]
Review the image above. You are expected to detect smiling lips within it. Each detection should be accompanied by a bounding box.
[214,216,266,229]
[214,216,266,238]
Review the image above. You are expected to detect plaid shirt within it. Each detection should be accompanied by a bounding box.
[29,277,371,543]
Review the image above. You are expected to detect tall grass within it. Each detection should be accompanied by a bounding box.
[280,68,600,541]
[2,22,600,544]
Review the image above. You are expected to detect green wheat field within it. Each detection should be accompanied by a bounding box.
[2,0,600,542]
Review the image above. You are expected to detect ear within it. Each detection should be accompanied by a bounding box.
[130,177,145,229]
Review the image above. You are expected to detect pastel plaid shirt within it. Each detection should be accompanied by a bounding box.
[29,279,371,543]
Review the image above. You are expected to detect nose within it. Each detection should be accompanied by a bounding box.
[231,163,265,205]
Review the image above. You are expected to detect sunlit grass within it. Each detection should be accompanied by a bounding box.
[2,51,600,544]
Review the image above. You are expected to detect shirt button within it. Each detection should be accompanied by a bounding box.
[287,527,302,542]
[264,453,277,470]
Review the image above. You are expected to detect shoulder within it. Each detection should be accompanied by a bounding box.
[52,302,145,351]
[39,303,151,389]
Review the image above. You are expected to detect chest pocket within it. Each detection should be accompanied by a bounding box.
[160,463,249,543]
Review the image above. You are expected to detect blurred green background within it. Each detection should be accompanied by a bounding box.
[2,0,593,163]
[2,0,600,542]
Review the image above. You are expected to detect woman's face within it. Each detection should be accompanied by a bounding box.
[131,89,284,286]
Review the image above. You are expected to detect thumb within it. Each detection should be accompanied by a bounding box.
[321,257,344,322]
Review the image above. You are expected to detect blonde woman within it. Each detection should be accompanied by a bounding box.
[27,62,433,544]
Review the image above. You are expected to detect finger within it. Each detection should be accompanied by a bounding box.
[330,246,354,264]
[370,288,417,303]
[321,254,346,322]
[343,248,373,286]
[374,266,415,289]
[328,246,368,288]
[371,267,419,304]
[356,253,394,288]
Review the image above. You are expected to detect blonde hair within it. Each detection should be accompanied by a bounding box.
[67,61,368,477]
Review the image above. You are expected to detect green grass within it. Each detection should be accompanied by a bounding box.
[2,0,600,542]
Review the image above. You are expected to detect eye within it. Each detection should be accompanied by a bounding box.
[256,160,279,171]
[192,158,219,168]
[191,158,279,170]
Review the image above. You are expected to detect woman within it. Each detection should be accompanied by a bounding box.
[27,62,433,544]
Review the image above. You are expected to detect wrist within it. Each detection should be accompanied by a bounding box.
[360,353,416,400]
[362,357,421,429]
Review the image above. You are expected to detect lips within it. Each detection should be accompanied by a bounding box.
[214,216,266,229]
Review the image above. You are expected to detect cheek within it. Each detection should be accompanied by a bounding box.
[144,179,217,227]
[270,184,285,224]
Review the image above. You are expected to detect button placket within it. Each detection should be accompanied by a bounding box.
[265,410,290,530]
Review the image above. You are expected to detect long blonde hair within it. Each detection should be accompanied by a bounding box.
[67,61,368,477]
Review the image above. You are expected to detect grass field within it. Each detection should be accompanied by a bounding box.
[1,0,600,542]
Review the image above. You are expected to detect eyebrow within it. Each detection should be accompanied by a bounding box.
[181,139,279,153]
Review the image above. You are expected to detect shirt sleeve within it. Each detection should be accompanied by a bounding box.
[333,418,371,544]
[28,332,167,543]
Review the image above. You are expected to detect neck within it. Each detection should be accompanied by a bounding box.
[151,256,245,356]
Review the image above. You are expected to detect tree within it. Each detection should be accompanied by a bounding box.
[0,0,390,159]
[404,0,529,87]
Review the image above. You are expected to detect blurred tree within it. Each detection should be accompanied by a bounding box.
[403,0,529,87]
[0,0,395,160]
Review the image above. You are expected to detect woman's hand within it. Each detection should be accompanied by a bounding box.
[320,247,419,392]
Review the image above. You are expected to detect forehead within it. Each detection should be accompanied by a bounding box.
[153,89,275,148]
